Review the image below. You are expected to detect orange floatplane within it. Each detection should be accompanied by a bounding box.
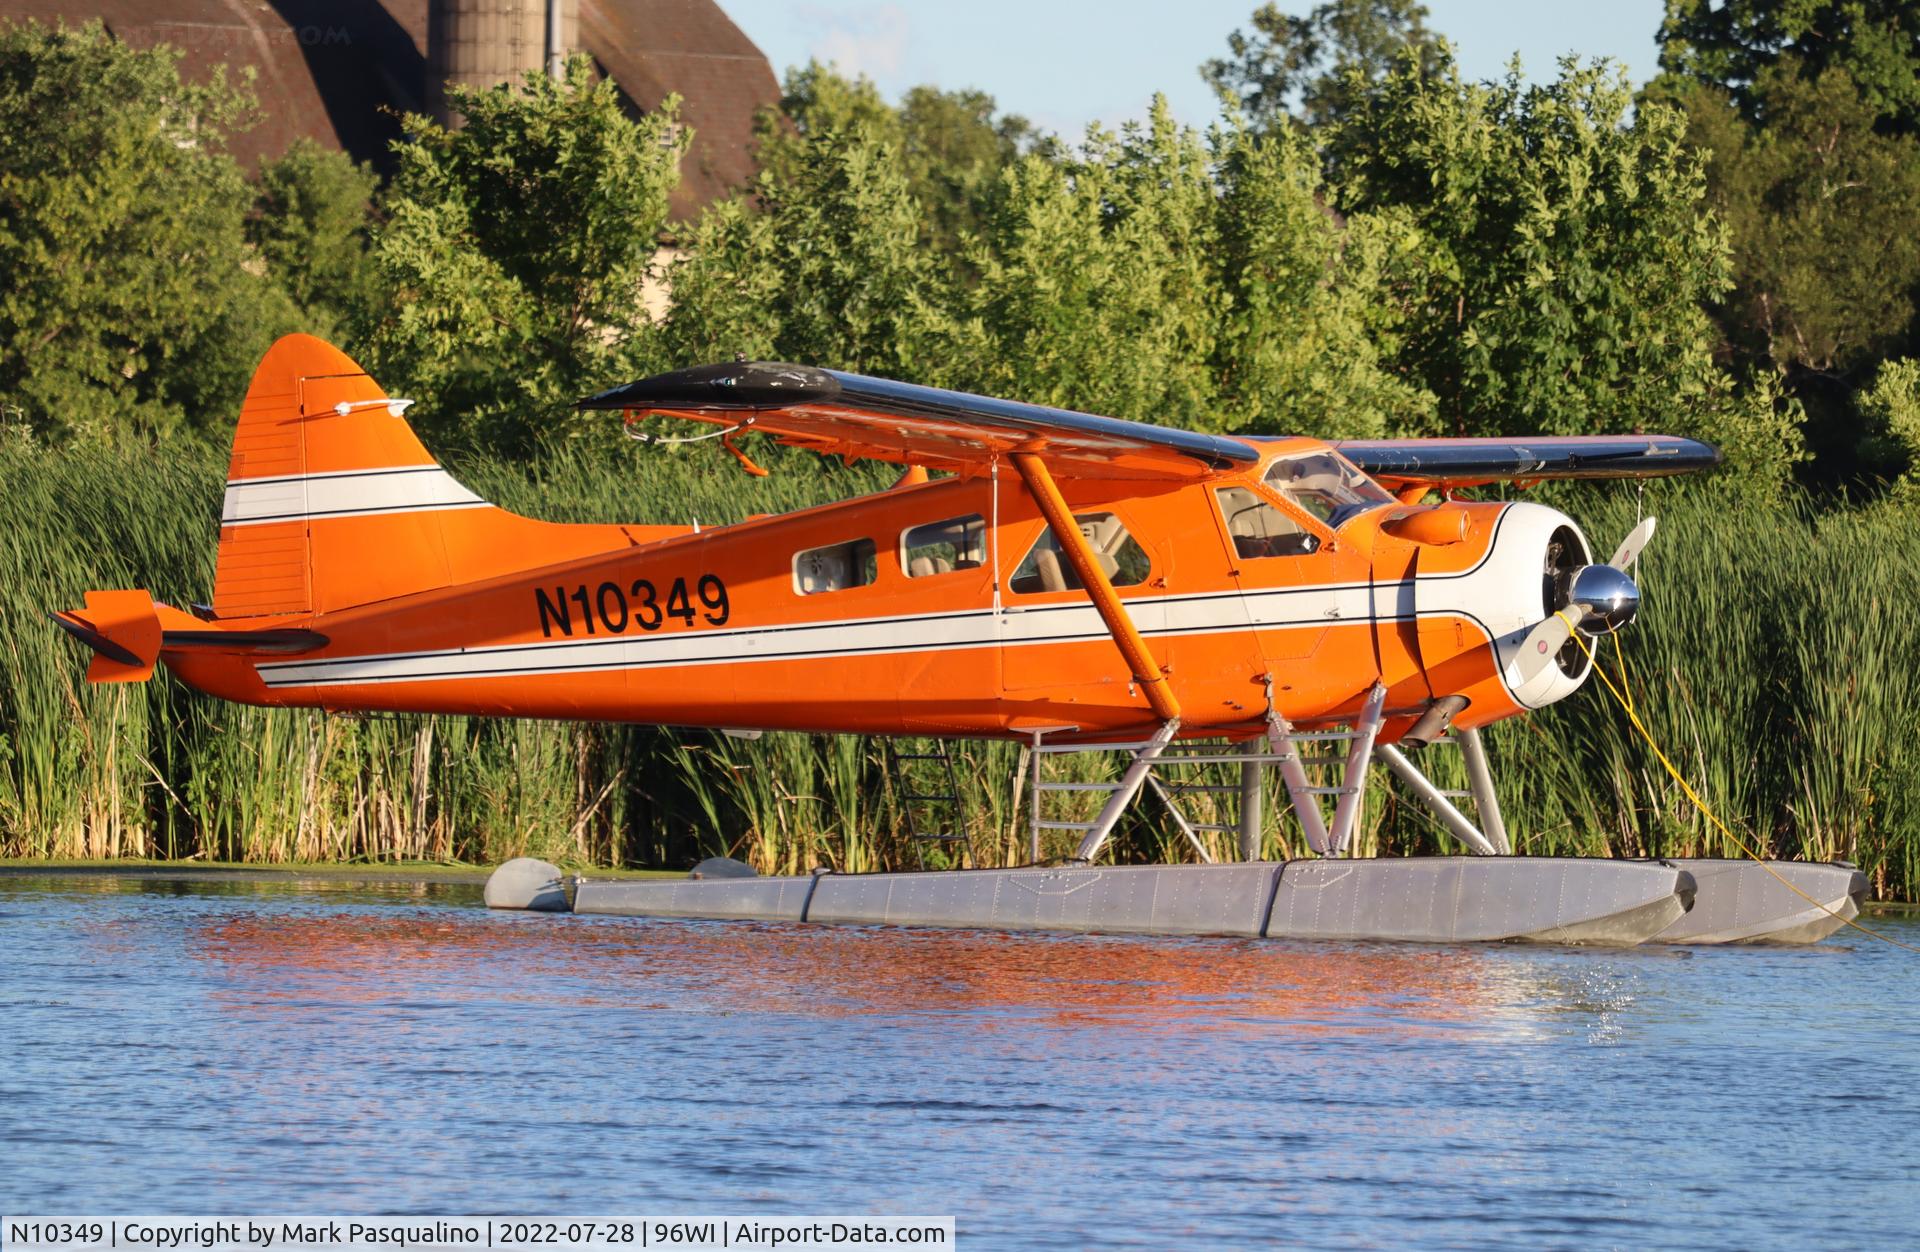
[53,334,1867,945]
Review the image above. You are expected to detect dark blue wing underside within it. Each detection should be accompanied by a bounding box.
[1329,436,1722,482]
[582,362,1719,482]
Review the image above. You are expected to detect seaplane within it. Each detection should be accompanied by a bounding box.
[52,335,1866,945]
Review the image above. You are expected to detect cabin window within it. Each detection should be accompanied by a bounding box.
[902,514,986,578]
[793,538,878,595]
[1263,451,1392,528]
[1215,486,1319,558]
[1009,512,1151,593]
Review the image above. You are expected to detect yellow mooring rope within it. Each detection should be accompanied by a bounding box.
[1563,621,1918,954]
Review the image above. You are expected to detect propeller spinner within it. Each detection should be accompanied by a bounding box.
[1514,517,1655,682]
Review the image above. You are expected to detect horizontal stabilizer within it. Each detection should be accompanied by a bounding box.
[51,592,331,683]
[161,627,329,655]
[49,590,162,683]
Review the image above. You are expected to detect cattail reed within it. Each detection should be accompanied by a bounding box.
[3,438,1916,899]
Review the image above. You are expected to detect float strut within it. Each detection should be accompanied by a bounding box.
[1456,727,1512,854]
[1071,718,1181,863]
[1327,683,1387,856]
[1237,758,1263,861]
[1376,743,1499,856]
[1267,712,1334,855]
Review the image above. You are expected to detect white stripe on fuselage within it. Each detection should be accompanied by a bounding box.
[254,581,1482,690]
[252,507,1533,693]
[221,466,487,528]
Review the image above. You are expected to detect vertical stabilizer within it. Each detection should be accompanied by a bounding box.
[215,334,489,617]
[213,334,633,620]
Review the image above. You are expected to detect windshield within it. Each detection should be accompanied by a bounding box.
[1263,451,1394,530]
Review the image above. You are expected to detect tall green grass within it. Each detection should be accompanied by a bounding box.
[4,434,1918,897]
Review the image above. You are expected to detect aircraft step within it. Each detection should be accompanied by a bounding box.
[1160,751,1297,765]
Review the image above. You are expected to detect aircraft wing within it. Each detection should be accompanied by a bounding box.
[579,363,1261,481]
[1329,435,1721,488]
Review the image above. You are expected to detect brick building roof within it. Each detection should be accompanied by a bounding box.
[2,0,779,219]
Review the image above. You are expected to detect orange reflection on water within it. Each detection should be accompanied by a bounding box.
[190,910,1531,1039]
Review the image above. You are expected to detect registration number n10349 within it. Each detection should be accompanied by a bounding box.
[535,575,728,637]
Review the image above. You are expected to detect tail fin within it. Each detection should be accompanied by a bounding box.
[56,335,646,683]
[214,334,629,619]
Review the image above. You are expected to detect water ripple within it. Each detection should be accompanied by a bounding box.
[0,877,1915,1248]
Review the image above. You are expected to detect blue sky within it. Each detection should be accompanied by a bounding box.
[718,1,1670,136]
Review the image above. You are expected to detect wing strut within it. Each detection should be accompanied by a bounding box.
[1009,452,1181,723]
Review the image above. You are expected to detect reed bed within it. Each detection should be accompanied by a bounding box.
[3,436,1918,898]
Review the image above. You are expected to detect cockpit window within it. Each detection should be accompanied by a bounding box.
[1215,487,1319,558]
[1264,451,1393,529]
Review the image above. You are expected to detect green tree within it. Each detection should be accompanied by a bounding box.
[931,101,1424,437]
[0,20,295,439]
[365,54,686,450]
[938,100,1224,423]
[1855,357,1920,488]
[1329,52,1802,483]
[1648,7,1920,486]
[1671,65,1920,378]
[1658,0,1920,131]
[1212,118,1432,437]
[250,139,379,341]
[756,62,1047,258]
[1202,0,1448,130]
[663,122,940,376]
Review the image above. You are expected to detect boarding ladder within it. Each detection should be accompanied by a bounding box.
[1027,683,1431,863]
[882,739,972,869]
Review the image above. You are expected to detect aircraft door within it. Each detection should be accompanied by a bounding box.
[1209,476,1376,712]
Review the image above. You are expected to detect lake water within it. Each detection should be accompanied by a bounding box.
[2,872,1916,1249]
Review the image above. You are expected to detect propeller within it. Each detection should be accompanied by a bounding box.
[1609,516,1656,571]
[1514,517,1654,683]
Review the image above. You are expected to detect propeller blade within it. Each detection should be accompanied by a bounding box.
[1513,612,1575,683]
[1609,516,1657,571]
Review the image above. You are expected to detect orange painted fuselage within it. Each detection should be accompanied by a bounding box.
[169,459,1536,744]
[91,336,1601,742]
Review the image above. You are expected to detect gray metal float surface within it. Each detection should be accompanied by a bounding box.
[558,858,1699,946]
[570,874,816,921]
[805,863,1279,937]
[1265,857,1690,946]
[1654,859,1866,944]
